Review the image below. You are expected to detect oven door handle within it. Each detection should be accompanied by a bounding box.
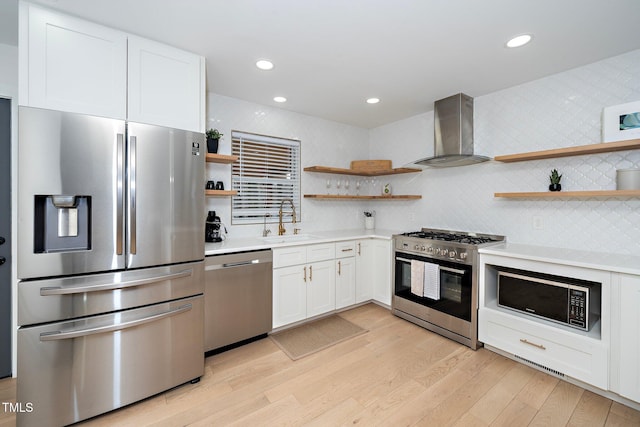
[396,257,414,263]
[39,269,193,296]
[439,266,466,275]
[39,303,193,341]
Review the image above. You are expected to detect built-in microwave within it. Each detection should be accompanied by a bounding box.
[497,268,600,331]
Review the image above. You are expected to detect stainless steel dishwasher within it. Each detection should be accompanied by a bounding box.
[204,249,273,352]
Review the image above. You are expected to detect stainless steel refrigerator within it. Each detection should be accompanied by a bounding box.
[16,106,205,427]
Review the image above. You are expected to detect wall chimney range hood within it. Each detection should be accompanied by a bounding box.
[413,93,490,168]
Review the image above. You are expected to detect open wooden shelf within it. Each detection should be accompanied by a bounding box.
[304,165,421,176]
[205,190,237,197]
[205,153,238,164]
[304,194,422,200]
[494,139,640,163]
[495,190,640,199]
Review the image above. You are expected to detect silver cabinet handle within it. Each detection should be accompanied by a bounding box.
[303,266,307,282]
[357,243,361,256]
[520,338,546,350]
[40,303,192,341]
[338,260,342,275]
[116,133,124,255]
[129,135,137,254]
[341,248,353,252]
[309,265,313,281]
[40,269,192,296]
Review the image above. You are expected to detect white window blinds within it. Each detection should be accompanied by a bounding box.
[231,131,301,224]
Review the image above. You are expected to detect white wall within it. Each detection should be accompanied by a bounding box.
[0,42,18,377]
[370,49,640,254]
[206,93,370,237]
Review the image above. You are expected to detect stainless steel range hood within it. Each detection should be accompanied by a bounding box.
[413,93,490,168]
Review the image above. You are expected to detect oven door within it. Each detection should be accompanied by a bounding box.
[394,251,473,321]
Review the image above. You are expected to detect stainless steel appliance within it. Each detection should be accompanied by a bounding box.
[410,93,490,168]
[204,250,272,352]
[392,228,504,349]
[498,268,601,331]
[16,106,205,427]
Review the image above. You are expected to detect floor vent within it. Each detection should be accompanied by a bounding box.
[514,354,565,378]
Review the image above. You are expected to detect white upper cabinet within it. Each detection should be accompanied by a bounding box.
[19,2,205,132]
[127,36,205,132]
[19,2,127,119]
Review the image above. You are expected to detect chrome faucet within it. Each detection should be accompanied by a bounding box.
[278,199,296,236]
[262,213,272,237]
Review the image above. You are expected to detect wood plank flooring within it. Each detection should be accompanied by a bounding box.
[2,303,640,426]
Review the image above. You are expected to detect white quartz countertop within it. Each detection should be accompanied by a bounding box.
[479,243,640,276]
[204,228,402,256]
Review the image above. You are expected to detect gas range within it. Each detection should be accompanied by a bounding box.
[393,228,505,265]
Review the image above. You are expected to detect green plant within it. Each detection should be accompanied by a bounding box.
[206,128,223,140]
[549,169,562,185]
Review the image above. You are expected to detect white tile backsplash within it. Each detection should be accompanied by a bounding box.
[208,49,640,254]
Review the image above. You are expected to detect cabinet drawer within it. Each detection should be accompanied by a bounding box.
[335,241,356,259]
[479,308,607,389]
[273,247,307,268]
[306,243,335,263]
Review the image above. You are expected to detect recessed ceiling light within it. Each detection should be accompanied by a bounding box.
[366,98,380,104]
[506,34,532,48]
[273,96,287,103]
[256,59,274,70]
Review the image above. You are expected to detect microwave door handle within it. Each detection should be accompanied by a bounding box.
[39,269,192,296]
[39,303,192,341]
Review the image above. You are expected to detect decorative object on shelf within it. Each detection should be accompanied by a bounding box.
[206,128,223,153]
[206,180,215,190]
[617,168,640,190]
[215,181,224,190]
[382,183,391,195]
[549,169,562,191]
[364,210,375,230]
[602,100,640,142]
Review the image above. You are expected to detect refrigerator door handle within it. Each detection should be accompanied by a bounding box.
[39,269,193,296]
[39,303,193,341]
[129,135,137,254]
[116,133,125,255]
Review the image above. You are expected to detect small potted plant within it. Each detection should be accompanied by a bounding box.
[206,128,223,153]
[549,169,562,191]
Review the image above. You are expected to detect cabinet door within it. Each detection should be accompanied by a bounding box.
[336,257,356,309]
[19,2,127,118]
[128,35,205,132]
[307,260,336,317]
[617,274,640,402]
[355,240,374,303]
[273,265,306,328]
[372,239,392,306]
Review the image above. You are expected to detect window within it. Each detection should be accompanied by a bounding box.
[231,131,301,224]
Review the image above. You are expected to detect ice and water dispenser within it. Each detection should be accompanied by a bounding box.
[33,195,91,253]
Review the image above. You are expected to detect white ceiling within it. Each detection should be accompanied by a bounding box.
[3,0,640,128]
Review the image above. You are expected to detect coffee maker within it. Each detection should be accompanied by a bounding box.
[205,211,224,242]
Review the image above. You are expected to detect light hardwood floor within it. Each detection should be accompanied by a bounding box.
[2,303,640,426]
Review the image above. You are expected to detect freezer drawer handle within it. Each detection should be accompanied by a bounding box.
[39,303,193,341]
[39,269,193,296]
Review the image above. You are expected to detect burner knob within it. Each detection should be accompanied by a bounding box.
[414,244,420,251]
[435,248,442,256]
[449,250,456,258]
[420,245,426,251]
[426,246,434,254]
[460,252,468,260]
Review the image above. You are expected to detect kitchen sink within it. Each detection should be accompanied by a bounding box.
[261,233,320,244]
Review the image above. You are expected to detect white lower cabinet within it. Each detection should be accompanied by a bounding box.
[336,256,356,309]
[272,243,335,328]
[611,273,640,403]
[355,240,374,303]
